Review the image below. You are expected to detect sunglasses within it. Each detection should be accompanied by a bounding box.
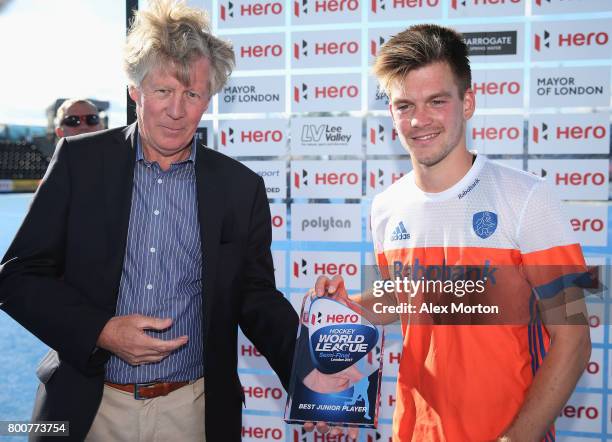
[62,114,100,127]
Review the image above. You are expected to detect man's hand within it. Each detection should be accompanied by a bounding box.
[315,275,349,302]
[303,366,364,394]
[303,422,359,441]
[96,314,188,366]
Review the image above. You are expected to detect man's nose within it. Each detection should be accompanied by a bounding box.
[410,106,433,128]
[167,93,186,119]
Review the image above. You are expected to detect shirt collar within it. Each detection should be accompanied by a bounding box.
[136,131,197,165]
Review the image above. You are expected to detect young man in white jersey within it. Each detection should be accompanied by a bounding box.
[312,24,591,441]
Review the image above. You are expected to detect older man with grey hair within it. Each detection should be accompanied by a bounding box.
[0,1,298,441]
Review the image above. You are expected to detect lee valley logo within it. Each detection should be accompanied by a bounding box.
[301,124,351,145]
[463,31,517,56]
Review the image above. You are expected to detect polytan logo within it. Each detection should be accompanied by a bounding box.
[292,74,361,112]
[366,160,412,197]
[290,251,361,290]
[292,29,361,68]
[272,250,286,287]
[528,159,609,201]
[291,203,362,242]
[220,77,285,113]
[218,0,284,28]
[291,160,362,198]
[230,33,285,71]
[292,0,361,25]
[471,69,523,108]
[291,117,361,155]
[366,117,405,155]
[528,113,609,155]
[530,66,611,108]
[532,20,611,61]
[237,332,271,370]
[467,115,523,155]
[242,160,287,198]
[239,373,285,412]
[369,0,442,21]
[218,119,287,157]
[368,28,403,64]
[533,0,612,15]
[564,203,607,247]
[449,0,523,17]
[241,415,285,441]
[556,393,602,433]
[576,348,603,389]
[270,203,287,241]
[368,77,390,110]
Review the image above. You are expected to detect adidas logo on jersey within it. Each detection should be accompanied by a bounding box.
[391,221,410,241]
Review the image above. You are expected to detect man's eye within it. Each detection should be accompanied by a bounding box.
[186,91,200,99]
[432,100,446,106]
[155,89,170,95]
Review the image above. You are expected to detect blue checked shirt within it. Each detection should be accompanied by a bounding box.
[105,135,204,383]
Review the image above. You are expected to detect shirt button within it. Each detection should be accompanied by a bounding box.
[150,247,156,253]
[154,210,160,216]
[146,284,153,290]
[157,178,163,184]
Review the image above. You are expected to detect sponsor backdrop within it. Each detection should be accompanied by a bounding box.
[181,0,612,440]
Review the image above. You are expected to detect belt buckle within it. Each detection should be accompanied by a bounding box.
[133,381,156,400]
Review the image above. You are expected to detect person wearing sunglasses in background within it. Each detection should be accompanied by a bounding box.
[54,98,102,138]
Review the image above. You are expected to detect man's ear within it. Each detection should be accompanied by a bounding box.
[55,127,64,138]
[128,85,140,104]
[463,88,476,120]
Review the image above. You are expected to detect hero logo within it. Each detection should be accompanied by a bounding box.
[570,217,604,233]
[293,259,358,277]
[294,0,359,16]
[370,169,404,189]
[371,0,439,13]
[241,426,283,440]
[242,385,283,399]
[532,122,607,143]
[240,43,283,59]
[473,80,521,96]
[370,124,398,144]
[293,39,359,59]
[293,83,359,102]
[471,126,520,141]
[367,346,401,366]
[310,311,359,325]
[295,170,359,188]
[538,169,606,187]
[371,36,387,57]
[240,344,262,358]
[221,1,283,20]
[535,30,608,51]
[293,428,356,442]
[294,169,308,188]
[220,128,283,146]
[559,405,599,420]
[451,0,519,8]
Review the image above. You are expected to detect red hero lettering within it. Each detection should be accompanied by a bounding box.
[242,386,283,399]
[472,81,521,95]
[241,426,283,440]
[558,32,608,47]
[555,172,606,186]
[392,0,439,7]
[241,2,283,15]
[314,41,359,55]
[388,352,401,364]
[313,263,358,275]
[473,0,520,3]
[391,173,404,183]
[388,394,396,407]
[570,218,604,232]
[271,215,284,228]
[325,314,359,323]
[240,44,283,58]
[314,0,359,12]
[560,405,599,419]
[314,172,359,185]
[556,125,607,140]
[472,127,520,140]
[313,433,355,442]
[241,130,283,143]
[240,345,262,357]
[314,85,359,98]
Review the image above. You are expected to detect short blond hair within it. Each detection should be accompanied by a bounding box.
[373,24,471,99]
[54,98,99,128]
[124,0,235,95]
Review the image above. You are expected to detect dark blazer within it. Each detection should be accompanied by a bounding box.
[0,123,298,441]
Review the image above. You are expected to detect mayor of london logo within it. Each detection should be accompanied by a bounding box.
[472,211,497,239]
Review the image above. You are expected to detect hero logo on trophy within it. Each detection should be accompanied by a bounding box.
[284,290,385,428]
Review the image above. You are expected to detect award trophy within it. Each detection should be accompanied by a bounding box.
[284,290,385,428]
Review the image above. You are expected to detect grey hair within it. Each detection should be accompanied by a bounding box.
[124,0,235,96]
[54,98,99,128]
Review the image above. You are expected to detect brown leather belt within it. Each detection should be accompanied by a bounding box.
[105,381,190,400]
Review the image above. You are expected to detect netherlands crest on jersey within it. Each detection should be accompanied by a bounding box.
[473,211,497,239]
